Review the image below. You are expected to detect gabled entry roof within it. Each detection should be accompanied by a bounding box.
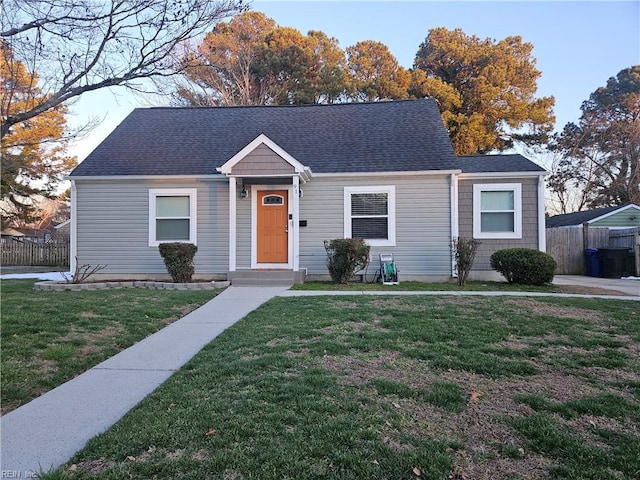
[217,133,312,181]
[70,99,459,177]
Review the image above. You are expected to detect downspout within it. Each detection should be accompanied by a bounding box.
[450,173,459,277]
[70,180,77,274]
[538,175,546,252]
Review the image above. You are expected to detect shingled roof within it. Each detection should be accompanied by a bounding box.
[71,99,460,177]
[457,154,546,173]
[546,205,638,228]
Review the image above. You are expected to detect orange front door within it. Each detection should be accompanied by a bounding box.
[257,190,288,264]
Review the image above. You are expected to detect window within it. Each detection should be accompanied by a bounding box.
[473,183,522,239]
[262,195,284,205]
[149,189,197,246]
[344,186,396,246]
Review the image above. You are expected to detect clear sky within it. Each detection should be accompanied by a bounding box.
[67,0,640,163]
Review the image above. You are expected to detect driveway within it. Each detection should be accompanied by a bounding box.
[553,275,639,297]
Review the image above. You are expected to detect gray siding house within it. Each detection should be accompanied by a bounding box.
[69,99,547,283]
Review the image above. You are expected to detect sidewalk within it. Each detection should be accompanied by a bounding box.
[0,286,289,477]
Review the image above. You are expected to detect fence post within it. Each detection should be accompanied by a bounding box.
[582,222,589,274]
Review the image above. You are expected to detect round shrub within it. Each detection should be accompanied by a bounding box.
[490,248,557,285]
[158,242,197,283]
[324,238,370,284]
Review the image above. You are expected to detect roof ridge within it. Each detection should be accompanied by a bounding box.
[137,98,433,111]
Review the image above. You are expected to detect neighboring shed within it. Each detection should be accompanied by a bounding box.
[0,228,25,244]
[546,204,640,276]
[546,204,640,228]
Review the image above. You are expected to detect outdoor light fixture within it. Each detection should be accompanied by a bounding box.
[240,186,248,199]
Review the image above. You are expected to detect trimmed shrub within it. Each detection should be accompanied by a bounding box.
[324,238,370,284]
[490,248,557,285]
[452,237,481,286]
[158,242,197,283]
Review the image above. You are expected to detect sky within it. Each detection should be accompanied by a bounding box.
[66,0,640,165]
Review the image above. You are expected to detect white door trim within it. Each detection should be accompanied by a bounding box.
[251,184,294,269]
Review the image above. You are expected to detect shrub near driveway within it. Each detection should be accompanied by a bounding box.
[52,295,639,480]
[1,280,219,414]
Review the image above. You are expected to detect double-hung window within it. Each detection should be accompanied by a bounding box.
[473,183,522,239]
[344,186,396,246]
[149,189,197,246]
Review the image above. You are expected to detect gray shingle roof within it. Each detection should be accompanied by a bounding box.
[546,205,629,227]
[457,154,546,173]
[71,99,461,177]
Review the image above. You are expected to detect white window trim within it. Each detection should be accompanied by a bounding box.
[149,188,197,247]
[344,185,396,247]
[473,183,522,239]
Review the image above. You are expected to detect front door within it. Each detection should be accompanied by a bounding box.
[257,190,288,264]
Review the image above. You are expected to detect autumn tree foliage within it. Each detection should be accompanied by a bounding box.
[412,27,555,155]
[548,66,640,209]
[1,41,75,224]
[346,40,411,101]
[176,11,276,106]
[177,12,351,106]
[177,18,554,157]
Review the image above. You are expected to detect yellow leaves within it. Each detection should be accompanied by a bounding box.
[411,72,462,110]
[346,40,410,101]
[1,41,69,151]
[1,41,76,215]
[414,27,555,154]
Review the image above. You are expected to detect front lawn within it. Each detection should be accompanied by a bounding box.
[1,280,219,414]
[51,295,639,479]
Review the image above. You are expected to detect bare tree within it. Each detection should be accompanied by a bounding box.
[0,0,245,139]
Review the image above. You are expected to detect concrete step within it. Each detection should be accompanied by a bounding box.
[228,270,302,286]
[230,278,293,286]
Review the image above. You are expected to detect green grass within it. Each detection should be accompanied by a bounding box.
[42,294,639,480]
[292,280,562,292]
[0,279,219,414]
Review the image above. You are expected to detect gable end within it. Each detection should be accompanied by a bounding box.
[230,144,295,176]
[217,133,311,180]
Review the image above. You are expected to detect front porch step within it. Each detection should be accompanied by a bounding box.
[228,270,303,286]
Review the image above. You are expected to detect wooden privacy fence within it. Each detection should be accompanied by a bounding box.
[546,226,639,275]
[1,242,70,266]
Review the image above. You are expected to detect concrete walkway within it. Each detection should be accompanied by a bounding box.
[0,286,289,477]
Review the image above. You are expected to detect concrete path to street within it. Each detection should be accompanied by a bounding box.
[0,286,289,477]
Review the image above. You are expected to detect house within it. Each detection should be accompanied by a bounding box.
[546,204,640,229]
[53,219,71,243]
[0,227,48,243]
[69,99,547,283]
[0,227,25,244]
